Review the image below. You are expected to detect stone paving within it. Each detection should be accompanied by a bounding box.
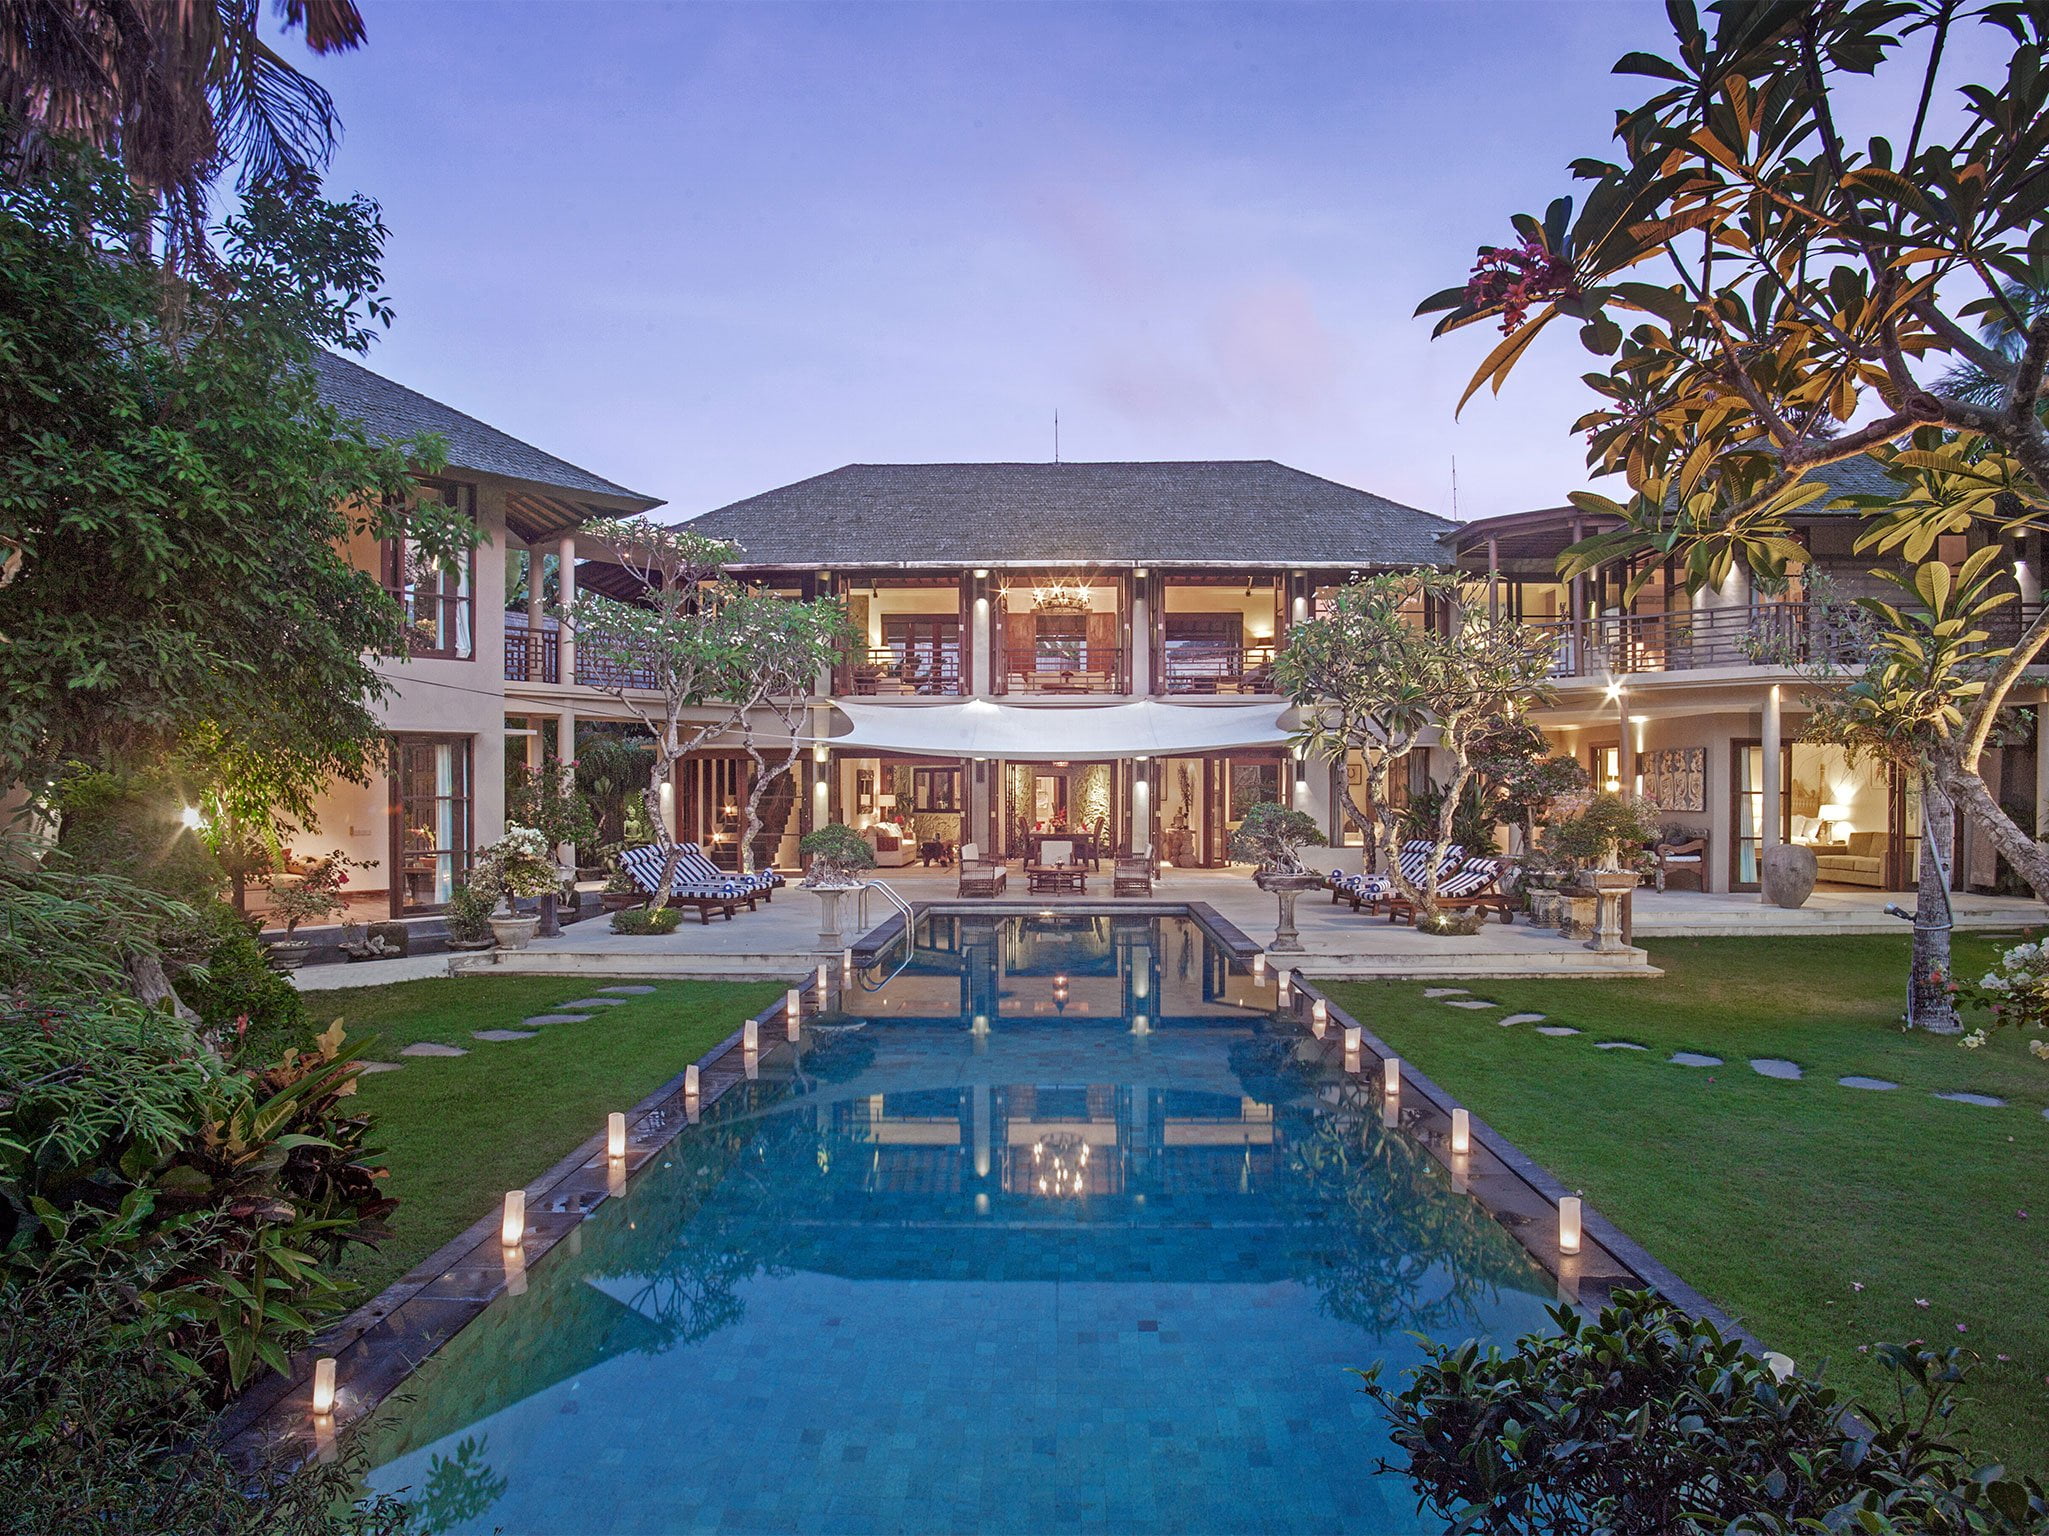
[1435,991,2025,1111]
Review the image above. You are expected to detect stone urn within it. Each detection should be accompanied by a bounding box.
[810,883,860,952]
[1255,870,1324,954]
[1760,843,1818,909]
[488,913,540,950]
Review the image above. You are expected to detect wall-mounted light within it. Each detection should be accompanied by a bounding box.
[974,568,989,579]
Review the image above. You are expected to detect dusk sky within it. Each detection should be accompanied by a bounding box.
[310,2,1711,525]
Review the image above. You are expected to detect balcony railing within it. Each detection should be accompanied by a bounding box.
[1529,602,1879,677]
[1161,643,1277,695]
[838,645,964,696]
[503,629,659,690]
[1001,645,1127,695]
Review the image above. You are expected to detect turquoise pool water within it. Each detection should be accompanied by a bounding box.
[365,914,1555,1534]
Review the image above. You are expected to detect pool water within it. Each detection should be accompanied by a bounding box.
[365,915,1555,1534]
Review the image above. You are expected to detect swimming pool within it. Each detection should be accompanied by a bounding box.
[363,914,1557,1533]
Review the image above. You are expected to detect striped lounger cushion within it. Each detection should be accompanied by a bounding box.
[1433,858,1501,899]
[620,845,752,901]
[678,843,780,897]
[1345,842,1464,902]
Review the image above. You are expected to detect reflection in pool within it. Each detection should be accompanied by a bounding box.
[365,915,1555,1534]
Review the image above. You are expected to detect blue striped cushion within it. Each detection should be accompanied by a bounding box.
[620,845,751,901]
[678,842,778,895]
[1435,858,1502,898]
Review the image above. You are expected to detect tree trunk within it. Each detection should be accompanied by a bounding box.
[1934,751,2049,903]
[1909,776,1960,1034]
[128,950,199,1025]
[643,755,675,910]
[740,734,803,878]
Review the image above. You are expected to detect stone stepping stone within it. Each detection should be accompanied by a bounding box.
[474,1029,537,1043]
[599,985,657,996]
[1422,987,1470,999]
[1670,1051,1722,1068]
[400,1041,467,1057]
[1750,1058,1802,1080]
[523,1013,592,1027]
[1839,1075,1898,1091]
[1444,999,1498,1010]
[1536,1025,1582,1037]
[1595,1041,1647,1051]
[1934,1091,2006,1108]
[358,1060,403,1074]
[1499,1013,1546,1027]
[560,997,629,1008]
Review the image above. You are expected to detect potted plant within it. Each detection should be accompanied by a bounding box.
[259,852,369,969]
[507,762,596,936]
[1229,802,1329,954]
[599,855,642,913]
[1542,793,1659,950]
[800,823,876,950]
[443,880,497,950]
[474,826,561,950]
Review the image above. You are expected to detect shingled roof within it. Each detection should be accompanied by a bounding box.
[677,461,1453,569]
[309,351,661,538]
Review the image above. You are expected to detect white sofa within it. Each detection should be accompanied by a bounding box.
[862,821,915,867]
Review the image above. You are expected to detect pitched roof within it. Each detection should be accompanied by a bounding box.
[308,350,662,513]
[676,461,1453,569]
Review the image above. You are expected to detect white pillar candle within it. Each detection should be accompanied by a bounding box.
[1277,972,1291,1002]
[1344,1025,1361,1056]
[743,1018,759,1052]
[685,1063,700,1097]
[1451,1107,1470,1156]
[311,1357,336,1418]
[1383,1056,1400,1096]
[607,1112,626,1160]
[842,947,854,972]
[1558,1195,1582,1255]
[786,988,801,1020]
[1252,953,1266,978]
[816,962,830,994]
[1311,998,1327,1026]
[500,1189,525,1248]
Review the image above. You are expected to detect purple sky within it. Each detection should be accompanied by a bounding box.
[308,1,1702,524]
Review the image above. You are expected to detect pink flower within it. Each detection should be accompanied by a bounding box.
[1914,1298,1930,1308]
[1851,1281,1864,1292]
[1956,1323,1968,1333]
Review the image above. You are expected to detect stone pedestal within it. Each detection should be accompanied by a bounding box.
[1585,871,1637,953]
[813,886,849,953]
[1760,843,1818,909]
[1257,871,1322,954]
[536,891,562,939]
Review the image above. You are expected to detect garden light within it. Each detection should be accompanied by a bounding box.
[1344,1025,1361,1057]
[1311,998,1327,1026]
[1252,953,1266,979]
[816,962,829,995]
[1383,1056,1400,1096]
[1451,1108,1470,1156]
[743,1018,759,1053]
[1558,1196,1582,1255]
[685,1063,699,1098]
[501,1189,525,1248]
[1277,971,1291,1003]
[787,987,801,1020]
[607,1112,626,1160]
[311,1357,336,1419]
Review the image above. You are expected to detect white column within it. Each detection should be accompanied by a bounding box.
[553,711,578,865]
[1129,572,1151,696]
[1616,687,1634,799]
[526,540,544,630]
[1130,759,1151,854]
[970,574,993,697]
[1759,684,1782,899]
[556,533,577,686]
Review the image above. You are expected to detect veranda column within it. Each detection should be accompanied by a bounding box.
[970,571,993,697]
[525,539,544,630]
[556,533,577,686]
[1759,683,1782,901]
[1129,571,1151,695]
[1129,758,1151,853]
[1616,686,1633,799]
[554,710,578,867]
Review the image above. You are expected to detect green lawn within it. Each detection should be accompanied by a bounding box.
[312,975,782,1296]
[1325,933,2049,1477]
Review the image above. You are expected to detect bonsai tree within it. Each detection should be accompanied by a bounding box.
[1228,801,1327,878]
[799,824,875,888]
[1543,793,1661,877]
[260,851,369,934]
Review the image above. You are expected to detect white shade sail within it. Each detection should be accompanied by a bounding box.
[824,699,1294,761]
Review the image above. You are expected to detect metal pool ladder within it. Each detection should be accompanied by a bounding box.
[854,879,916,989]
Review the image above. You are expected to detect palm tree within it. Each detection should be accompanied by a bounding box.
[1937,281,2049,412]
[0,0,366,265]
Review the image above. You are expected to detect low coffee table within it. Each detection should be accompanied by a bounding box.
[1025,862,1087,894]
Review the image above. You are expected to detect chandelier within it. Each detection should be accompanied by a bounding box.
[1031,577,1092,616]
[1031,1132,1090,1197]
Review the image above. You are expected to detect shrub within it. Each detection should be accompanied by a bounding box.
[443,880,496,944]
[1542,791,1661,872]
[612,905,682,935]
[799,823,875,885]
[1359,1290,2049,1535]
[175,900,312,1066]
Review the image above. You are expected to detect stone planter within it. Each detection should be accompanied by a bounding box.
[1760,843,1818,909]
[1584,869,1638,952]
[1526,889,1563,930]
[488,914,540,950]
[264,937,312,972]
[1255,870,1324,954]
[600,891,642,913]
[445,936,496,952]
[810,884,859,952]
[1558,892,1599,940]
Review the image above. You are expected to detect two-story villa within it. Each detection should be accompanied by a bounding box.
[312,356,2044,918]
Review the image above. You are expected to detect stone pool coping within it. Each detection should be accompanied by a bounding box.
[218,904,1759,1473]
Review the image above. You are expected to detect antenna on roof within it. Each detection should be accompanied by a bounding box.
[1054,409,1060,464]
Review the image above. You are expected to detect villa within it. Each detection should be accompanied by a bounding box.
[310,356,2049,918]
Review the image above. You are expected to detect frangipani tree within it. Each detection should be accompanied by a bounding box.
[1276,571,1556,914]
[1418,0,2049,906]
[725,587,855,874]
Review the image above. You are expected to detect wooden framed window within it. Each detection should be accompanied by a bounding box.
[382,480,476,659]
[912,767,959,812]
[389,734,473,915]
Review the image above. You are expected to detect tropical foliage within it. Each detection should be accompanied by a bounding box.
[1361,1290,2049,1535]
[1278,571,1554,911]
[1418,0,2049,913]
